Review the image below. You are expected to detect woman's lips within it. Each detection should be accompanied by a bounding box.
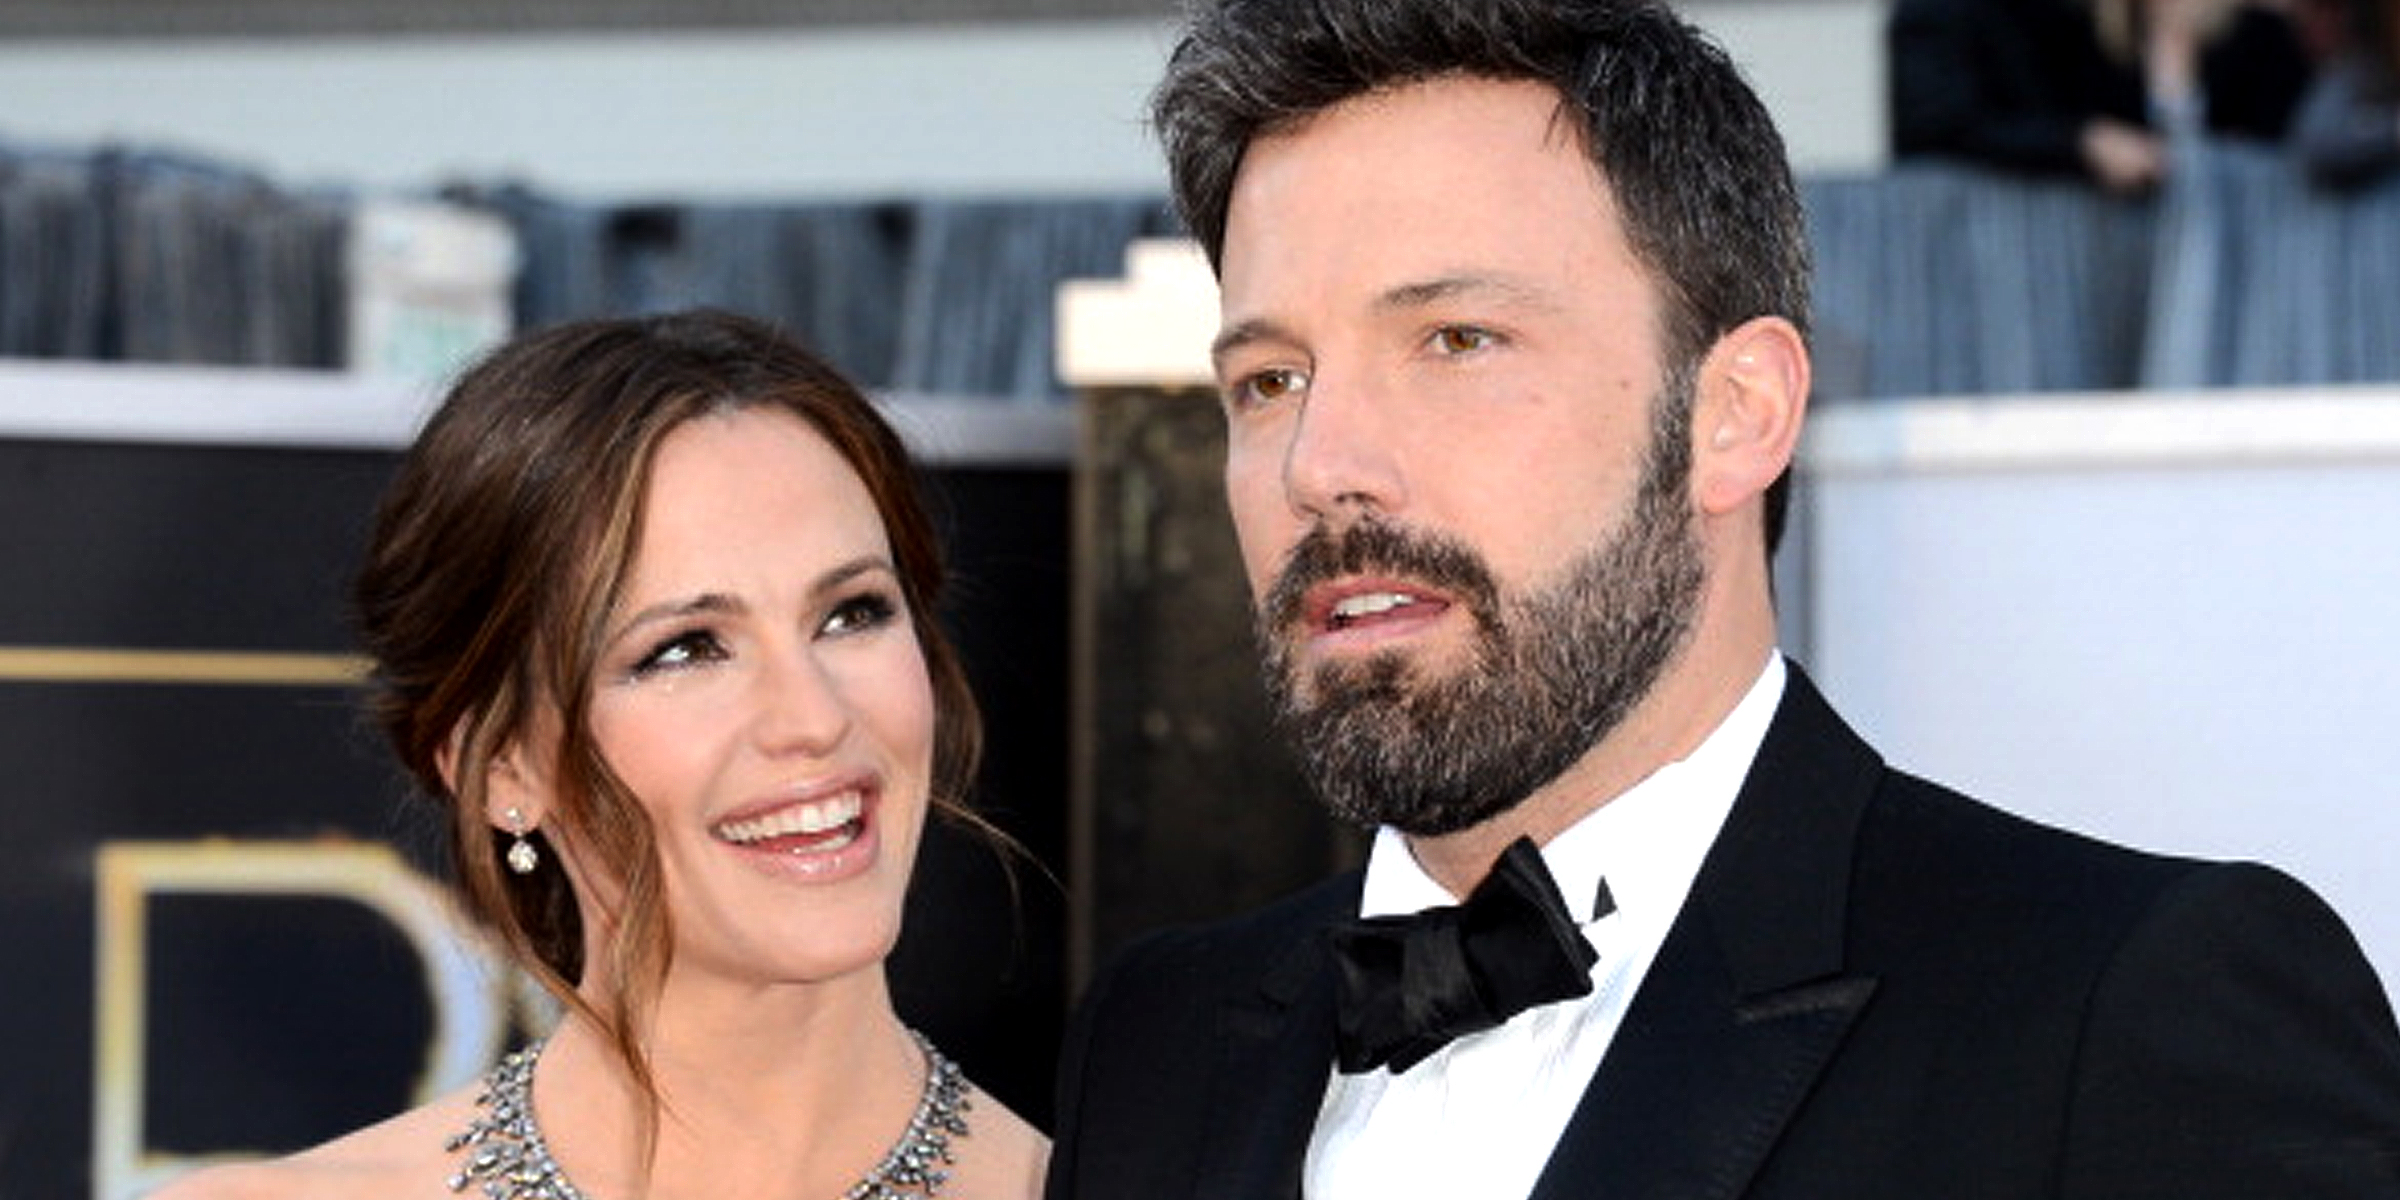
[712,787,869,855]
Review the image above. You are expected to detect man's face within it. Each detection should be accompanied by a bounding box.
[1212,76,1702,834]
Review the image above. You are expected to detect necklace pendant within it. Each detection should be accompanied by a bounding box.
[444,1031,972,1199]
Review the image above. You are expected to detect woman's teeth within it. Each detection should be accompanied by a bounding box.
[714,792,864,845]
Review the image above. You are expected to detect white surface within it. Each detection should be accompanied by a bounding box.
[1705,0,1887,177]
[1055,238,1215,387]
[1803,392,2400,995]
[0,4,1886,204]
[0,360,437,449]
[0,23,1184,201]
[346,199,520,384]
[0,360,1074,464]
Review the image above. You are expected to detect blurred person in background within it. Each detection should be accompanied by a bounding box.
[1892,0,2314,192]
[2289,0,2400,184]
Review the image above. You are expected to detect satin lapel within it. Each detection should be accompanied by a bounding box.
[1530,665,1884,1200]
[1193,878,1355,1200]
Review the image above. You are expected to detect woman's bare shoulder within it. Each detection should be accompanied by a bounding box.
[954,1087,1050,1200]
[145,1081,485,1200]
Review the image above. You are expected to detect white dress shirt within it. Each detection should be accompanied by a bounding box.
[1303,655,1787,1200]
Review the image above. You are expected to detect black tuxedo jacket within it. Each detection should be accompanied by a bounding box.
[1047,667,2400,1198]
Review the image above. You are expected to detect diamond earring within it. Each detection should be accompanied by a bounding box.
[504,807,540,875]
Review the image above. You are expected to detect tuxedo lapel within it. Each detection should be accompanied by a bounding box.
[1527,920,1877,1200]
[1530,666,1884,1200]
[1193,877,1356,1200]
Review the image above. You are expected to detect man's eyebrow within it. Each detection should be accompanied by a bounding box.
[1211,317,1299,368]
[1375,271,1551,313]
[1211,272,1555,368]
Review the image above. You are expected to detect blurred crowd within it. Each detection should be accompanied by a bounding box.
[1890,0,2400,191]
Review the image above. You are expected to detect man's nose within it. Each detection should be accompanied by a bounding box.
[1280,367,1408,525]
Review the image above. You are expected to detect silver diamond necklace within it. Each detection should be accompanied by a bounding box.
[445,1029,972,1199]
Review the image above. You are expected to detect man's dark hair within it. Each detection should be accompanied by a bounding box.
[1151,0,1810,553]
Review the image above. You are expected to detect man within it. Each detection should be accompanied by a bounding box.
[1047,1,2400,1197]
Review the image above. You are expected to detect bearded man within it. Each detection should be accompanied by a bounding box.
[1044,2,2400,1198]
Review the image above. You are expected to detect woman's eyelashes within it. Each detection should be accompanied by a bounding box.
[628,626,729,679]
[620,588,902,681]
[821,590,900,638]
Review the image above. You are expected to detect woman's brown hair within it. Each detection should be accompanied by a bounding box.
[352,308,982,1120]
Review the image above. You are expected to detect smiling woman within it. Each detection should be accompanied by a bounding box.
[569,406,941,985]
[145,310,1048,1200]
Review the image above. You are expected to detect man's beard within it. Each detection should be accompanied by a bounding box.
[1256,389,1704,837]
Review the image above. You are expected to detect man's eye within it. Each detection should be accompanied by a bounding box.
[631,629,726,677]
[1229,367,1310,409]
[822,593,899,637]
[1429,326,1497,356]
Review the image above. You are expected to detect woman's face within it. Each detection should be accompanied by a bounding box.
[566,405,937,990]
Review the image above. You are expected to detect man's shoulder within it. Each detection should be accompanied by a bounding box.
[1864,763,2196,883]
[1061,869,1359,1092]
[1752,668,2207,904]
[1777,663,2202,883]
[1844,764,2356,979]
[1098,868,1363,983]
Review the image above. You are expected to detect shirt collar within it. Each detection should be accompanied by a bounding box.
[1360,653,1787,928]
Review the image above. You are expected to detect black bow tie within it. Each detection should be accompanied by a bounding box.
[1327,836,1608,1075]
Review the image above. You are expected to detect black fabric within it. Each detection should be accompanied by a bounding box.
[1046,665,2400,1200]
[1327,837,1604,1074]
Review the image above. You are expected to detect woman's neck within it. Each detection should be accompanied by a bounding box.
[534,970,926,1199]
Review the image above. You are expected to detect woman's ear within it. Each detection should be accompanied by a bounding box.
[435,720,471,798]
[481,743,550,834]
[437,718,550,833]
[1691,316,1809,518]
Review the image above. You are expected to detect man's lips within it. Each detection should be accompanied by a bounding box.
[1305,581,1455,636]
[1265,519,1496,647]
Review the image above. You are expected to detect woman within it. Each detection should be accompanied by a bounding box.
[155,310,1047,1198]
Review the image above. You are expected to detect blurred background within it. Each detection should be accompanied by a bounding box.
[1,1,2395,1197]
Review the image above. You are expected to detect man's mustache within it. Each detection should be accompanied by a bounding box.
[1260,519,1503,635]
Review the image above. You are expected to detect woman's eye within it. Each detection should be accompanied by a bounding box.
[630,629,727,677]
[1226,366,1310,411]
[1429,325,1497,356]
[822,592,900,638]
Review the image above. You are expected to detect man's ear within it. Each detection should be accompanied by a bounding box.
[1690,315,1809,518]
